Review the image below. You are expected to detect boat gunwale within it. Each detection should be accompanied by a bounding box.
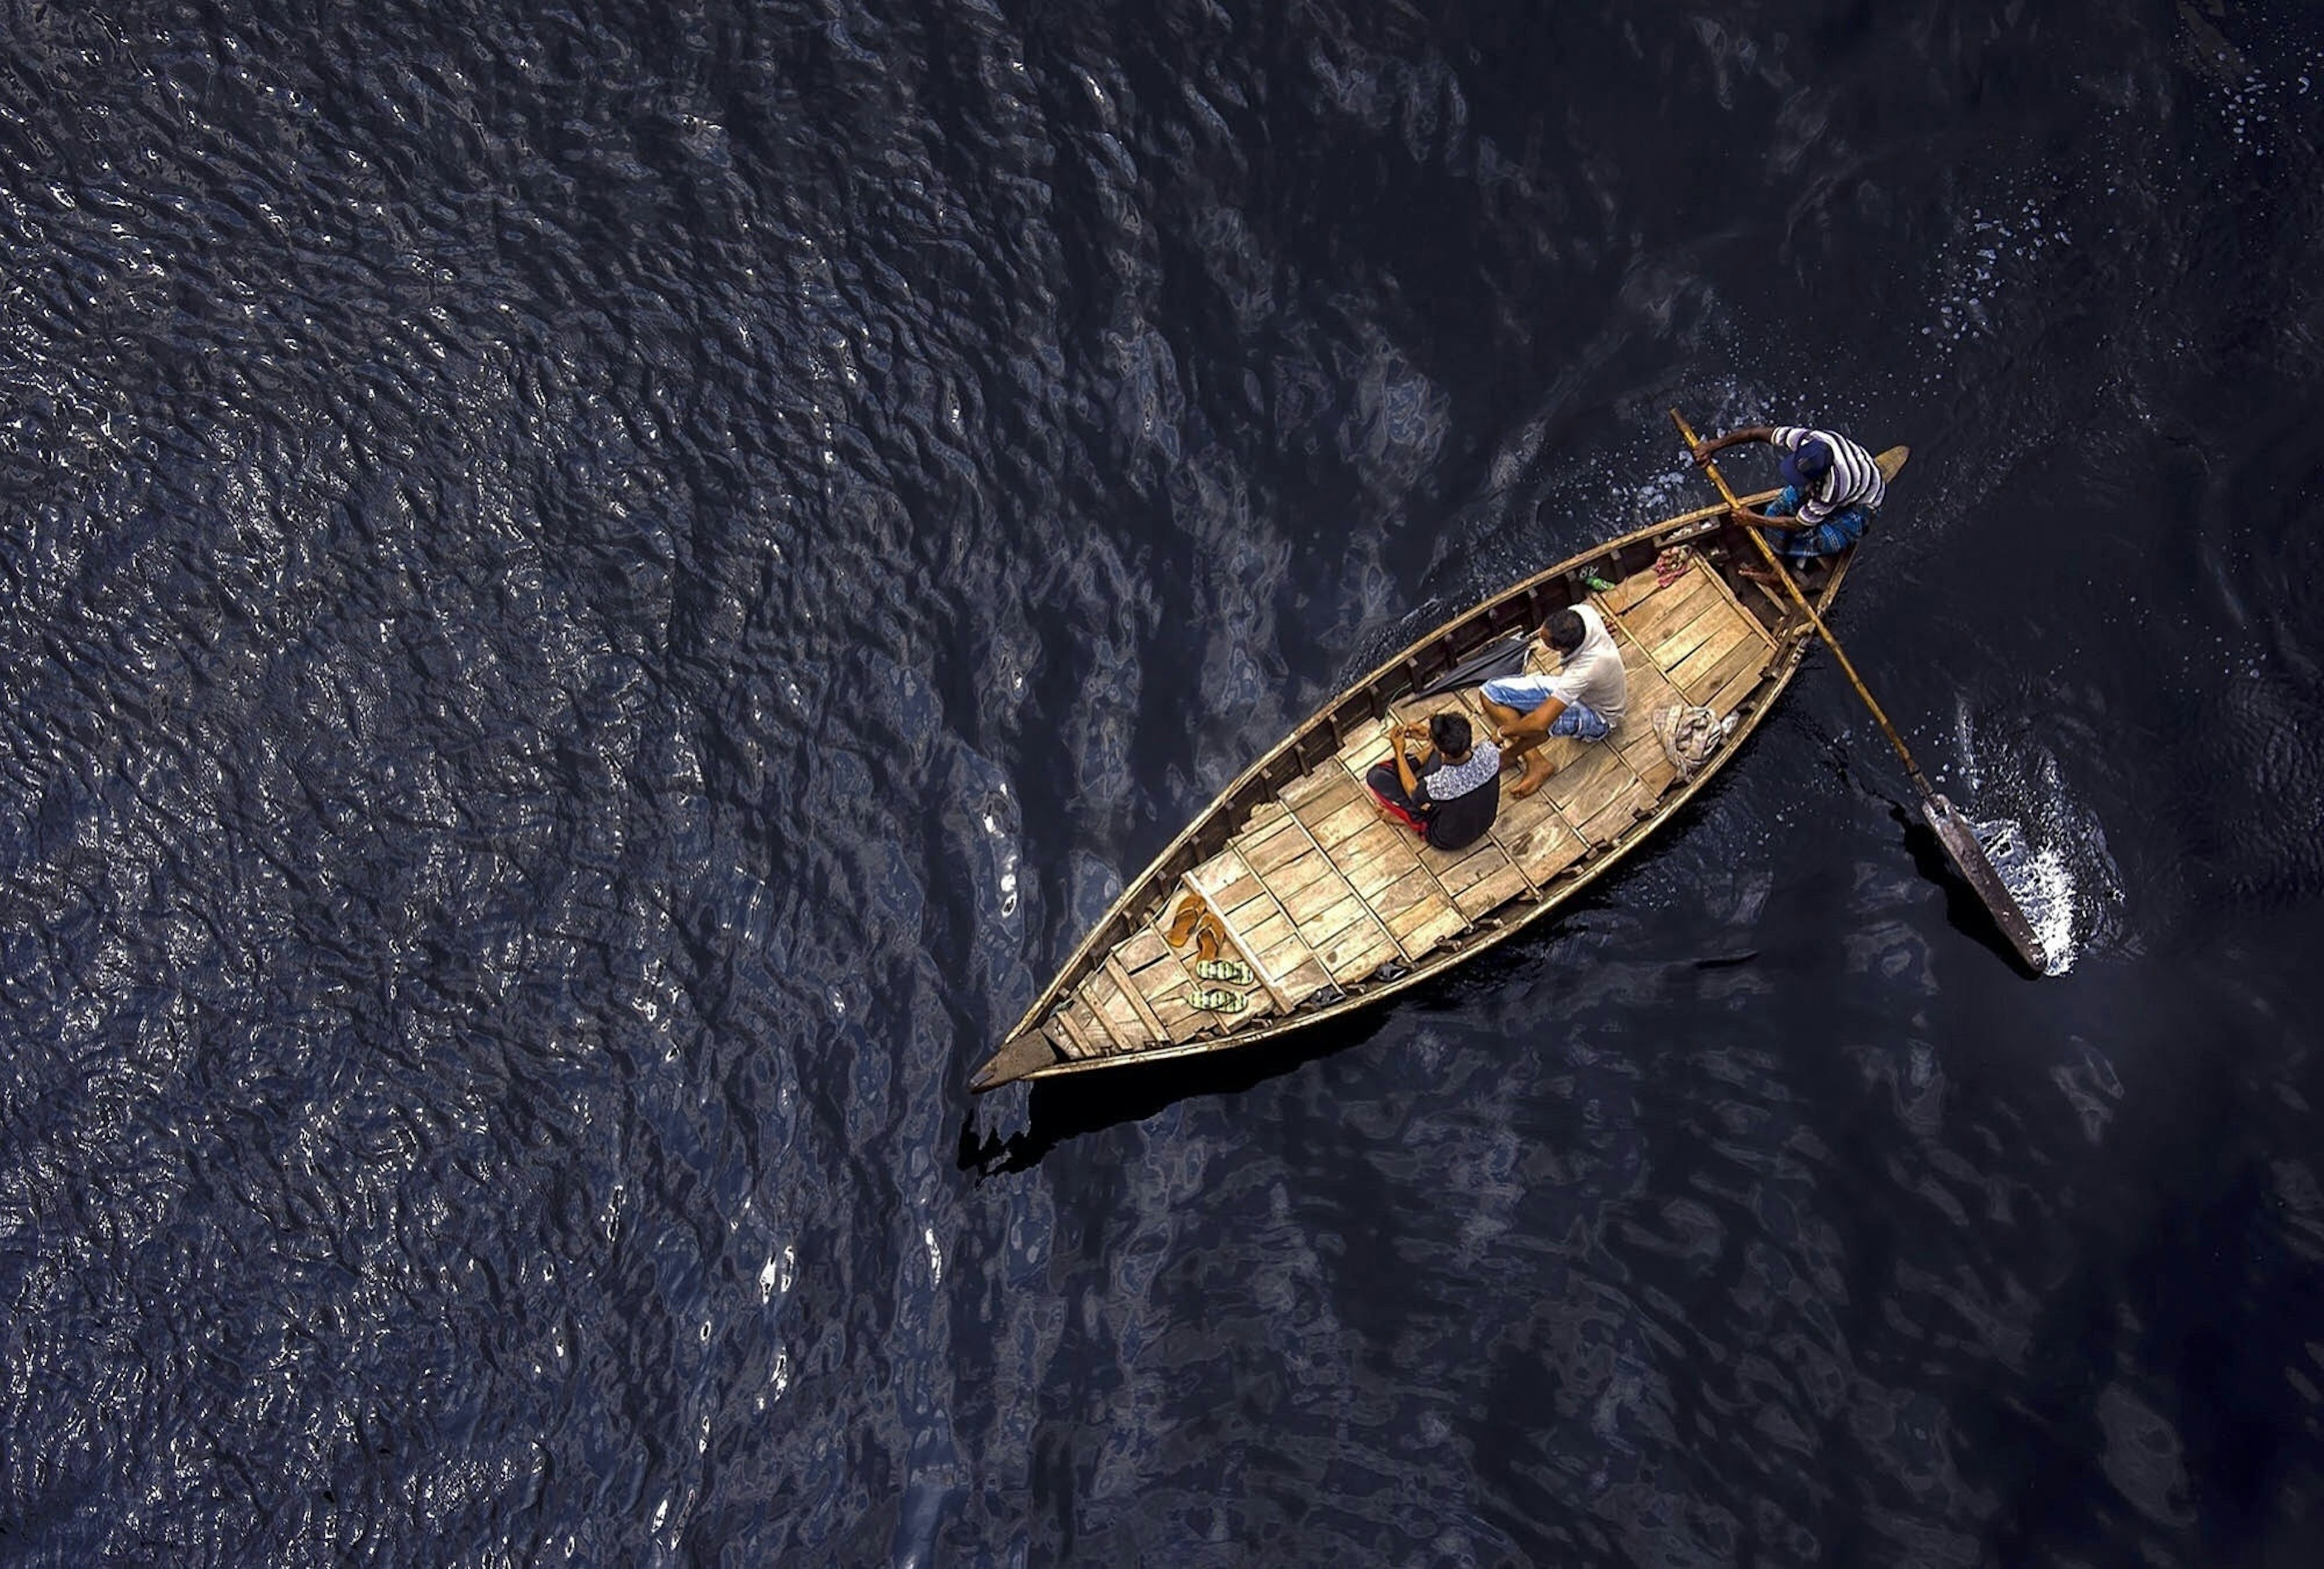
[977,467,1888,1090]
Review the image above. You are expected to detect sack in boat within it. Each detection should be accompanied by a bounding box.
[1654,703,1735,780]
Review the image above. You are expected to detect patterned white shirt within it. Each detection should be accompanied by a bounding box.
[1417,742,1502,803]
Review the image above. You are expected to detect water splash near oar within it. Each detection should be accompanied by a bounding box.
[1840,753,2075,975]
[1920,792,2050,973]
[1969,812,2094,976]
[1949,708,2123,976]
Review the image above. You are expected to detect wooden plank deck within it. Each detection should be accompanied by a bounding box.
[1595,558,1775,717]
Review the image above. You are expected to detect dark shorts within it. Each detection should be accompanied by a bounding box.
[1365,761,1428,833]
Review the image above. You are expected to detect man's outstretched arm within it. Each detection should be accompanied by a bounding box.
[1692,424,1775,463]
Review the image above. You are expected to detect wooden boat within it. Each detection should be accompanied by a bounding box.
[970,447,1909,1091]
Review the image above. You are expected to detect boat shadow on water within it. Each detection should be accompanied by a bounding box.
[956,1007,1400,1177]
[960,821,2038,1177]
[953,841,1772,1178]
[954,921,1770,1177]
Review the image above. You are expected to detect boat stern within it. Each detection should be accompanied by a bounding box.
[969,1030,1057,1094]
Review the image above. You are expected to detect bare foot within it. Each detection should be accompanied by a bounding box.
[1509,757,1555,799]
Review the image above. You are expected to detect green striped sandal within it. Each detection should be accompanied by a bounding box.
[1184,986,1249,1015]
[1194,957,1253,984]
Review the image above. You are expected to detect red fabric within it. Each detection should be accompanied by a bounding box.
[1368,783,1427,835]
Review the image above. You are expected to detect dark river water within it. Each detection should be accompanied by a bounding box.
[5,1,2323,1564]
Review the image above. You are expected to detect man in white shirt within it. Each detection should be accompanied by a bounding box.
[1479,606,1629,800]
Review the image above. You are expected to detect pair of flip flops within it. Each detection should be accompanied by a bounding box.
[1169,896,1257,1013]
[1186,956,1256,1013]
[1164,895,1232,962]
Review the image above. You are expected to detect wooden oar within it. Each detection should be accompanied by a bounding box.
[1668,408,2049,973]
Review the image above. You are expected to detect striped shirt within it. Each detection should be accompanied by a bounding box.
[1773,426,1885,525]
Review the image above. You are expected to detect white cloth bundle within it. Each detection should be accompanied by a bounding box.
[1653,703,1736,780]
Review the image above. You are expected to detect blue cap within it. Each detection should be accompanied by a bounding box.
[1780,438,1833,490]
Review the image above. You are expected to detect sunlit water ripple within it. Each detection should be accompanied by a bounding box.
[4,2,2322,1564]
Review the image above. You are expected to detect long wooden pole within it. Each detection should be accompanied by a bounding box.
[1668,410,1935,795]
[1669,408,2047,973]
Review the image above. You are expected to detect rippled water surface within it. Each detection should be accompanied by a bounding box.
[5,1,2323,1564]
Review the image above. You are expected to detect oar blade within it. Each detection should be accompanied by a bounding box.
[1922,793,2049,973]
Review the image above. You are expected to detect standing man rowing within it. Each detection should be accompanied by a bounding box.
[1691,422,1885,579]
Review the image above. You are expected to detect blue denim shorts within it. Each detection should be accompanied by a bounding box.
[1480,679,1612,740]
